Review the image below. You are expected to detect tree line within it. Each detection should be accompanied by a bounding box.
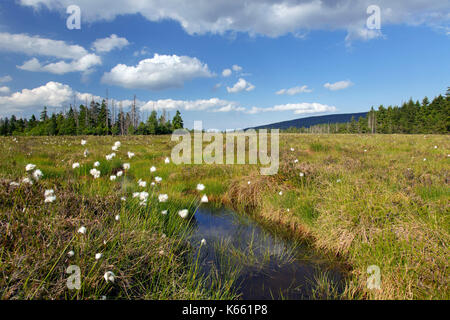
[0,99,184,136]
[283,90,450,134]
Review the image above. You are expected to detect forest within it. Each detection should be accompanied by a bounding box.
[0,98,184,136]
[0,90,449,136]
[283,91,450,134]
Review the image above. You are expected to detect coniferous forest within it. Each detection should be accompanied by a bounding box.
[283,90,450,134]
[0,98,184,136]
[0,90,449,136]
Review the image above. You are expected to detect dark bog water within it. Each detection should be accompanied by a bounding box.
[190,206,346,300]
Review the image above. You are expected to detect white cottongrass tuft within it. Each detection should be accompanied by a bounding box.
[423,158,427,161]
[201,194,208,203]
[83,149,89,158]
[106,153,116,161]
[158,194,168,203]
[10,181,20,187]
[127,151,135,159]
[178,209,189,219]
[290,148,295,152]
[94,161,100,167]
[25,164,36,172]
[81,139,87,146]
[90,168,101,179]
[248,181,251,185]
[299,172,304,177]
[44,189,56,203]
[33,169,43,180]
[104,271,115,283]
[77,226,86,234]
[139,192,149,201]
[110,175,117,181]
[22,177,33,185]
[67,250,75,257]
[114,141,121,148]
[201,239,207,246]
[120,196,126,201]
[72,163,80,169]
[95,253,103,260]
[294,159,299,163]
[115,215,120,221]
[279,191,283,196]
[138,180,147,188]
[150,166,156,172]
[116,170,123,177]
[434,146,437,149]
[161,210,168,215]
[155,176,162,183]
[132,192,139,198]
[123,163,130,170]
[197,184,205,191]
[164,157,170,164]
[112,145,119,152]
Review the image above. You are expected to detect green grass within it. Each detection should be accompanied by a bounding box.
[0,134,449,300]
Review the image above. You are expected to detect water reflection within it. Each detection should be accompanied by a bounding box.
[189,206,346,300]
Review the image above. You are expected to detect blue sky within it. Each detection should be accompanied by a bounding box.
[0,0,449,130]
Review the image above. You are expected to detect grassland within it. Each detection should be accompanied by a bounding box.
[0,134,448,300]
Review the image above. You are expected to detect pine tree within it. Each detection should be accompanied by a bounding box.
[172,110,183,129]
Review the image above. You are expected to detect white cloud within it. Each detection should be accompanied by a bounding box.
[324,80,353,91]
[133,47,150,57]
[0,86,10,94]
[0,75,12,83]
[345,26,384,45]
[246,102,336,115]
[92,34,129,53]
[0,81,137,116]
[232,64,243,72]
[0,32,101,75]
[222,68,232,77]
[0,32,87,59]
[140,98,241,113]
[276,85,312,95]
[102,54,213,90]
[18,1,450,41]
[0,81,74,114]
[17,54,101,75]
[227,78,255,93]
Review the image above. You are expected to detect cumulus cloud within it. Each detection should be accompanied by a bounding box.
[0,86,10,94]
[0,81,74,114]
[276,85,312,95]
[324,80,353,91]
[0,81,137,115]
[102,54,213,90]
[0,32,87,59]
[227,78,255,93]
[0,75,12,83]
[92,34,130,53]
[17,54,101,75]
[246,102,336,115]
[140,98,242,113]
[18,1,450,41]
[232,64,243,72]
[0,32,101,75]
[222,68,232,77]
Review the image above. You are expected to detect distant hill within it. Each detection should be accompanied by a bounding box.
[248,112,368,130]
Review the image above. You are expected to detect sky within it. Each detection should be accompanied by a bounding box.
[0,0,449,130]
